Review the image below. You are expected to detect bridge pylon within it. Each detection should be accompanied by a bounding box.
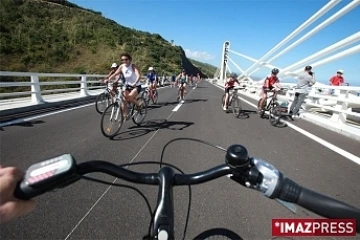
[219,41,230,84]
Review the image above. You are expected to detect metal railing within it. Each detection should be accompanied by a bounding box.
[0,71,149,105]
[213,79,360,125]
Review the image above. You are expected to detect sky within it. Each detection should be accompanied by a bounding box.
[70,0,360,85]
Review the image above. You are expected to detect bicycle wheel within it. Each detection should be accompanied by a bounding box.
[221,94,226,108]
[269,103,281,126]
[140,89,149,106]
[132,98,147,126]
[231,97,242,117]
[95,92,111,114]
[257,99,265,118]
[100,103,124,138]
[152,90,158,104]
[269,104,287,127]
[193,228,244,240]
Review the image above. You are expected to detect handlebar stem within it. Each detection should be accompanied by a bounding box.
[153,167,175,240]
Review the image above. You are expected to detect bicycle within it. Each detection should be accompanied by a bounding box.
[95,80,118,114]
[100,84,147,138]
[142,85,159,105]
[13,137,360,240]
[177,83,186,102]
[221,86,245,117]
[257,88,288,127]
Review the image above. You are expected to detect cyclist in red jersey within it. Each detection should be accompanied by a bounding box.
[258,68,282,111]
[223,72,240,111]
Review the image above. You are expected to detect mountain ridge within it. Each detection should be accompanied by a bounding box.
[0,0,210,78]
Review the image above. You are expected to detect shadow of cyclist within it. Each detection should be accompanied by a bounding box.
[153,98,208,107]
[111,119,194,141]
[0,120,45,131]
[226,109,257,119]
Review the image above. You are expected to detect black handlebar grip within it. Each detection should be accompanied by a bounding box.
[274,177,360,233]
[14,181,33,200]
[13,180,51,200]
[298,188,360,233]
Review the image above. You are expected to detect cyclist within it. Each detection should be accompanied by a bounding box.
[104,63,123,96]
[147,67,158,91]
[0,165,35,224]
[223,72,240,111]
[176,69,187,98]
[107,53,143,121]
[257,68,282,112]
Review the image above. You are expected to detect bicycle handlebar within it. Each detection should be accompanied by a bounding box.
[13,144,360,238]
[264,88,285,92]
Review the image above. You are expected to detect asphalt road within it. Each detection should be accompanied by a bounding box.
[1,81,359,240]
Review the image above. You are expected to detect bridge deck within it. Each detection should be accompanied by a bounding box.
[1,81,359,239]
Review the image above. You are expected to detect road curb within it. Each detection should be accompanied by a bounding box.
[0,95,97,118]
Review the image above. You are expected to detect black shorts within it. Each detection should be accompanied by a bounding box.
[125,85,142,94]
[262,86,274,92]
[225,86,234,94]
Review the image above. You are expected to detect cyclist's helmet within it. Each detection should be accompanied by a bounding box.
[230,72,238,78]
[148,67,154,71]
[271,68,279,74]
[111,63,118,68]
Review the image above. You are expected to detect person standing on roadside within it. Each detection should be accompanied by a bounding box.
[329,69,345,94]
[329,69,345,86]
[289,65,316,118]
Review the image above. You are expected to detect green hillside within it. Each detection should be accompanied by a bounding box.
[0,0,207,77]
[189,59,217,78]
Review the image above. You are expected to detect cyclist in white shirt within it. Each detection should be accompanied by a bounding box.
[107,53,143,121]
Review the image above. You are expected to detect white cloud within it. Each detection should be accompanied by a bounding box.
[184,49,215,61]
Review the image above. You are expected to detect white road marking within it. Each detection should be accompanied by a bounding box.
[172,100,184,111]
[211,82,360,166]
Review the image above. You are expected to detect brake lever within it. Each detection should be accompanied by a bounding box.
[276,198,297,214]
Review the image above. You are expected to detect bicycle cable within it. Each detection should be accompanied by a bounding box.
[77,138,227,240]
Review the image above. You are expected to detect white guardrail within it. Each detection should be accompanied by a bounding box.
[211,78,360,126]
[0,71,149,105]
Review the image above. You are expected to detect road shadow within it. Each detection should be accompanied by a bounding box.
[226,109,257,119]
[259,113,290,128]
[0,98,95,122]
[193,86,208,89]
[155,98,208,107]
[0,120,45,131]
[111,119,194,141]
[145,105,162,112]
